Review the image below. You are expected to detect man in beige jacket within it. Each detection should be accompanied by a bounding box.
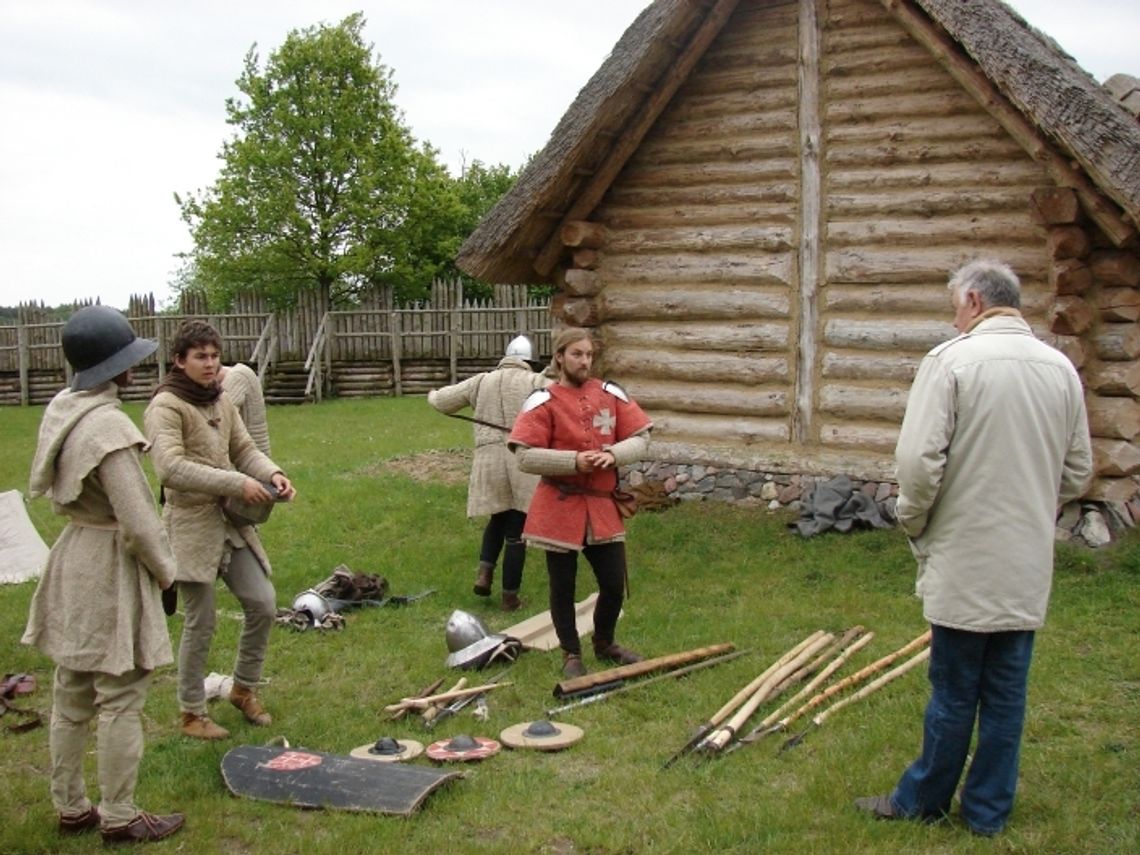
[24,306,184,844]
[145,320,296,740]
[855,260,1092,836]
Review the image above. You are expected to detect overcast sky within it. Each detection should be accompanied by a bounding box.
[1,0,1135,310]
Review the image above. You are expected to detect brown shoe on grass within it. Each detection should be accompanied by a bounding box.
[501,591,523,612]
[58,806,99,835]
[473,561,494,597]
[229,683,272,726]
[180,711,229,740]
[101,811,184,845]
[593,641,643,665]
[562,653,587,679]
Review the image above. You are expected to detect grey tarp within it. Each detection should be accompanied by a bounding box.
[790,476,895,538]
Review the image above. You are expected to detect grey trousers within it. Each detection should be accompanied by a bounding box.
[177,545,276,715]
[51,665,151,828]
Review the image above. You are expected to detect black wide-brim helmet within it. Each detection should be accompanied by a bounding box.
[62,305,157,391]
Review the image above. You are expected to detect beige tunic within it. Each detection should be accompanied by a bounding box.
[22,383,175,675]
[222,363,270,455]
[144,390,280,583]
[427,356,550,517]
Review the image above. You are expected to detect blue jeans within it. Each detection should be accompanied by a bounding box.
[890,625,1035,835]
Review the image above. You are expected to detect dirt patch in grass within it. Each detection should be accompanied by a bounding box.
[371,448,472,485]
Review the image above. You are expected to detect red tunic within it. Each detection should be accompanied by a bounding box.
[509,378,651,550]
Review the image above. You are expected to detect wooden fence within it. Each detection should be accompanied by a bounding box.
[0,281,552,405]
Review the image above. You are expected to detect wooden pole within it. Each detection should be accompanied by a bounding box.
[554,642,736,698]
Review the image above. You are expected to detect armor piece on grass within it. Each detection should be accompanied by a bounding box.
[349,737,425,763]
[425,734,500,762]
[444,610,522,670]
[62,305,158,391]
[499,719,585,751]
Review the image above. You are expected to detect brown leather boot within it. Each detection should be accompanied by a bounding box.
[101,811,185,844]
[593,640,644,665]
[179,711,229,740]
[562,653,587,679]
[501,590,522,612]
[229,683,272,726]
[58,806,100,835]
[473,561,494,597]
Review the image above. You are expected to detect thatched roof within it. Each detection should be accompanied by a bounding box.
[457,0,1140,285]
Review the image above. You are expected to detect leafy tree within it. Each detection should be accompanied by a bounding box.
[178,14,435,309]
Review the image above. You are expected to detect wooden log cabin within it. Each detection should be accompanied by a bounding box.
[457,0,1140,508]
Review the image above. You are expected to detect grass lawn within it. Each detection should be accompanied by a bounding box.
[0,396,1136,854]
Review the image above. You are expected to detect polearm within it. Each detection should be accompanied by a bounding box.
[699,631,836,753]
[545,648,750,717]
[726,629,875,752]
[779,629,931,751]
[662,630,827,769]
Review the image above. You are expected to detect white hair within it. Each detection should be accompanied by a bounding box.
[947,259,1021,310]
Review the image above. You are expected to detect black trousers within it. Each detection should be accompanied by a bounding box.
[545,541,626,656]
[479,510,527,591]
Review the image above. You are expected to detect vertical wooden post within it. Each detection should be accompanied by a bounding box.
[17,323,30,406]
[793,0,822,444]
[390,310,403,396]
[449,308,460,385]
[156,319,167,382]
[325,313,335,400]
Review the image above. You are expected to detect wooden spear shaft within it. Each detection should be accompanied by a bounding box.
[662,630,826,768]
[383,681,512,713]
[779,629,931,727]
[703,631,836,751]
[419,676,466,725]
[811,647,930,727]
[738,630,876,744]
[388,676,446,721]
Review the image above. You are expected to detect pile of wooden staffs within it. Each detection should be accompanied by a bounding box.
[664,626,931,766]
[384,673,511,729]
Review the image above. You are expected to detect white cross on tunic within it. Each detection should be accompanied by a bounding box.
[593,408,615,435]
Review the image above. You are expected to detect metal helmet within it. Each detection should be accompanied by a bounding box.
[445,634,523,670]
[292,590,332,623]
[61,305,157,392]
[445,610,491,652]
[505,335,534,361]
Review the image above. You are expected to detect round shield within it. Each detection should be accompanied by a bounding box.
[425,734,500,762]
[349,737,424,763]
[499,719,584,751]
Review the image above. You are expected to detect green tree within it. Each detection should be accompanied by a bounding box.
[178,14,435,309]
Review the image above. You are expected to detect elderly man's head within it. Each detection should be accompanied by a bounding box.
[948,260,1021,333]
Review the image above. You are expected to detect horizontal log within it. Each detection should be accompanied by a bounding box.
[633,134,798,167]
[625,379,789,417]
[824,318,955,352]
[825,89,980,123]
[1049,296,1095,336]
[827,214,1040,247]
[1083,477,1139,504]
[560,220,609,250]
[824,65,963,101]
[1047,226,1091,261]
[618,159,797,189]
[1050,258,1093,296]
[608,224,794,254]
[663,88,798,123]
[1090,250,1140,287]
[646,410,791,444]
[1094,324,1140,361]
[1097,288,1140,322]
[817,421,900,452]
[826,246,1045,285]
[600,286,791,321]
[572,249,601,270]
[600,201,795,229]
[1087,396,1140,441]
[1029,187,1081,226]
[679,65,798,99]
[1054,336,1090,370]
[605,320,790,351]
[602,182,796,210]
[821,351,922,382]
[604,349,790,385]
[825,113,1007,147]
[824,284,1050,315]
[826,187,1034,219]
[649,111,798,144]
[1086,360,1140,396]
[826,137,1026,171]
[562,269,602,297]
[1092,438,1140,477]
[599,252,794,287]
[827,161,1045,191]
[560,297,599,327]
[818,383,910,420]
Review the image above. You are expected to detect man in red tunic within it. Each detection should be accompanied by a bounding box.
[508,327,652,678]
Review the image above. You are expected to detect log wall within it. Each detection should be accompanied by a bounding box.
[571,0,1112,486]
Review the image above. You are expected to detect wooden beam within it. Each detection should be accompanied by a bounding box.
[533,0,744,276]
[879,0,1137,248]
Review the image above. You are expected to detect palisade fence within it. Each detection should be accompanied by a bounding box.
[0,280,552,406]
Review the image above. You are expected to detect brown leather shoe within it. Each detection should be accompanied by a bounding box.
[501,591,522,612]
[473,561,494,597]
[180,711,230,740]
[101,811,184,845]
[562,653,587,679]
[593,640,643,665]
[58,806,99,835]
[229,683,272,726]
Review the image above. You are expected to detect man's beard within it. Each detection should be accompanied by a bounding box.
[561,364,590,387]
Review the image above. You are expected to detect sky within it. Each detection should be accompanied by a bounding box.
[1,0,1136,310]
